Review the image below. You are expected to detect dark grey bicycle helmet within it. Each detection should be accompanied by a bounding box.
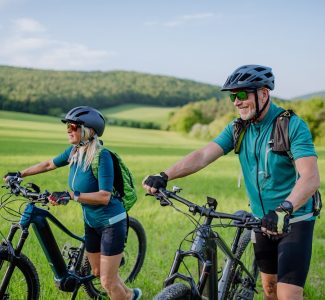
[221,65,274,91]
[62,106,106,136]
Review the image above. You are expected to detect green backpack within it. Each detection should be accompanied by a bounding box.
[91,146,137,212]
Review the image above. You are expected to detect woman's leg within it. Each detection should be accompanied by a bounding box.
[100,253,133,300]
[86,251,101,277]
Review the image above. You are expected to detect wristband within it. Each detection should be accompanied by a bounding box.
[73,191,80,202]
[277,200,293,215]
[160,172,169,181]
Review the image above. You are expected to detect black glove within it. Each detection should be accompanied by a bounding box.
[261,201,293,234]
[143,172,168,190]
[3,171,22,182]
[49,191,71,205]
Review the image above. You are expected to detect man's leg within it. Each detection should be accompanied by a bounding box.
[260,272,277,300]
[277,283,303,300]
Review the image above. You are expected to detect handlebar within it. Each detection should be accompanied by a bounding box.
[2,177,50,205]
[150,187,261,229]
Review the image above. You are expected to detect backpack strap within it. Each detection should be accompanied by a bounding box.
[109,151,125,198]
[91,146,124,198]
[233,118,250,154]
[269,109,295,160]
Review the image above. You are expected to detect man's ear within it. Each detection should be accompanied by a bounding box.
[261,88,269,104]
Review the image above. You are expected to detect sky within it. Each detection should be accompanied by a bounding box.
[0,0,324,99]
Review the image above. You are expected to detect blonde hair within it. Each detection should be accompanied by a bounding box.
[69,126,101,171]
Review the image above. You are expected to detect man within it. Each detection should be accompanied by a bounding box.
[143,65,320,299]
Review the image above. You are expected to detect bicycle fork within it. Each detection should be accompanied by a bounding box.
[0,224,29,299]
[163,223,218,300]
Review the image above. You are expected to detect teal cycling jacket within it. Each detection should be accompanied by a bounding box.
[214,103,317,219]
[53,146,126,228]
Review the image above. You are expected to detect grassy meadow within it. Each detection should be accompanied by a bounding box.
[0,110,324,299]
[102,104,176,126]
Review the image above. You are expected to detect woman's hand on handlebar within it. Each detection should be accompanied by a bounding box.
[48,191,72,205]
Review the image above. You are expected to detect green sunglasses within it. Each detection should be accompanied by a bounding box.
[229,90,255,102]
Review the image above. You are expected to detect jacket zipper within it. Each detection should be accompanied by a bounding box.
[72,163,79,191]
[254,127,266,215]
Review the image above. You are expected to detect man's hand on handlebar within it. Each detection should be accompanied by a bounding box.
[261,201,293,235]
[3,171,22,183]
[48,191,72,205]
[142,172,168,194]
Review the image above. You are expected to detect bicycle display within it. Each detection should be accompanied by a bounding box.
[0,177,146,300]
[150,187,261,300]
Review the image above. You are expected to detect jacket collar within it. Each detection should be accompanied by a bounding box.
[252,102,283,129]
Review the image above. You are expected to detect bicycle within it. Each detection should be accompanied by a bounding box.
[0,177,147,300]
[150,187,261,300]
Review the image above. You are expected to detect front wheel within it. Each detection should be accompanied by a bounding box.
[154,283,191,300]
[221,229,259,300]
[82,216,147,299]
[0,247,40,300]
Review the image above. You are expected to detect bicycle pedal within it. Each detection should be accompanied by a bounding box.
[235,287,254,300]
[61,242,71,259]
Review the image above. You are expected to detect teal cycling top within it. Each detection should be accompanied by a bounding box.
[53,146,126,228]
[214,103,317,219]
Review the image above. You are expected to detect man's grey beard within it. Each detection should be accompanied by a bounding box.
[241,108,256,121]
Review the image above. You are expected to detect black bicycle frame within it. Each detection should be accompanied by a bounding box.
[0,202,94,297]
[163,213,255,300]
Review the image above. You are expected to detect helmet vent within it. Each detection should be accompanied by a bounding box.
[239,73,250,82]
[265,72,273,78]
[254,67,265,72]
[99,114,105,122]
[75,111,89,117]
[231,73,241,83]
[69,107,82,115]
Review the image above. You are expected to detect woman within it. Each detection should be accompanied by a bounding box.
[4,106,142,300]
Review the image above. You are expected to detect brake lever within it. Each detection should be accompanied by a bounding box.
[145,192,171,206]
[160,199,171,206]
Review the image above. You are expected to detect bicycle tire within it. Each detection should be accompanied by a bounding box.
[0,247,40,300]
[154,283,191,300]
[221,229,258,300]
[82,216,146,298]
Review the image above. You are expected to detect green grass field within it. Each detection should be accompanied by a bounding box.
[102,104,176,126]
[0,110,324,299]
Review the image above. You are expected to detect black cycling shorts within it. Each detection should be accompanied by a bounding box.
[253,220,315,287]
[84,218,127,256]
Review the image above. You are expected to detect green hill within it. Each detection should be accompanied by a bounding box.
[102,104,175,126]
[291,91,325,100]
[0,65,222,116]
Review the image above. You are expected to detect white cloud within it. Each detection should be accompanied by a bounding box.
[0,17,116,70]
[13,18,46,33]
[38,42,115,69]
[181,13,215,21]
[146,12,216,28]
[163,20,184,28]
[2,36,50,52]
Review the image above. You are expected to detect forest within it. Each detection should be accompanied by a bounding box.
[1,65,324,145]
[0,65,222,115]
